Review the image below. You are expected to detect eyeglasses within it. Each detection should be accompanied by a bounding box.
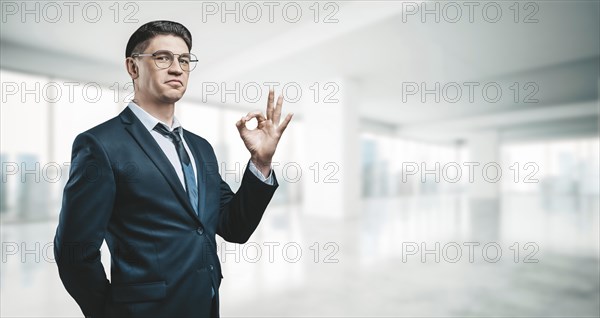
[131,50,198,72]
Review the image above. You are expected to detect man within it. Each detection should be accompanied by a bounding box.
[54,20,292,317]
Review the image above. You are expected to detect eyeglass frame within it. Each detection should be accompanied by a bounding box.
[130,50,198,72]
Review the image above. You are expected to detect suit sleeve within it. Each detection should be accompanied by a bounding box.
[248,160,274,185]
[54,132,115,317]
[217,160,278,243]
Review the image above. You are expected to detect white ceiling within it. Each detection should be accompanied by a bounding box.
[1,1,598,141]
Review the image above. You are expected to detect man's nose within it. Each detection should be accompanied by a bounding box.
[168,60,184,74]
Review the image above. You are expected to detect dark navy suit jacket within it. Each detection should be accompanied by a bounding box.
[54,106,278,317]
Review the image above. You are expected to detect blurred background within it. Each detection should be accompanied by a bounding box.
[1,1,599,317]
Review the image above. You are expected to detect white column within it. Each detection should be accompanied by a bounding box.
[466,131,501,241]
[302,78,360,219]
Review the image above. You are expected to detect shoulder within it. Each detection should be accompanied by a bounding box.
[71,113,123,153]
[79,114,121,137]
[86,116,123,136]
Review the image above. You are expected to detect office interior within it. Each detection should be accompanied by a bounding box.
[1,1,599,317]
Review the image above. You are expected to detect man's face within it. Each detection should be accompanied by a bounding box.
[131,35,190,104]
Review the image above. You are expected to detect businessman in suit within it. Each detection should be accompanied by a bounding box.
[54,20,293,317]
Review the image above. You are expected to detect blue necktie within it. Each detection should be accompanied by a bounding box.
[153,124,200,218]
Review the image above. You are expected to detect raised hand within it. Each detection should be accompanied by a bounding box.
[236,89,293,176]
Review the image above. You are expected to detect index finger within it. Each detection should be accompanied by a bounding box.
[244,111,267,124]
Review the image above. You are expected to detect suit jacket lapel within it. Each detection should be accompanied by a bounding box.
[119,107,201,225]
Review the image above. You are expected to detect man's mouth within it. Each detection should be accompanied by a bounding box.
[165,79,183,86]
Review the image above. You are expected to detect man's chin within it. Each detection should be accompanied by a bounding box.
[162,92,185,103]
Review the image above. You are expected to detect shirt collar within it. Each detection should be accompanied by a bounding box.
[127,101,182,132]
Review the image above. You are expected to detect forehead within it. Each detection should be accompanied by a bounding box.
[145,35,189,53]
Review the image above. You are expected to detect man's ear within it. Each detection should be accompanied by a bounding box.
[125,58,139,80]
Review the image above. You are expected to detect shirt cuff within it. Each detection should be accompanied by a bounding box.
[248,160,274,185]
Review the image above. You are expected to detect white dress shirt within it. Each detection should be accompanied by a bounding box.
[127,102,274,188]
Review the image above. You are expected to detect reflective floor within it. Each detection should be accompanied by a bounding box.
[1,195,598,317]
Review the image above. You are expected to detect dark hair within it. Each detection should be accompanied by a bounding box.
[125,20,192,58]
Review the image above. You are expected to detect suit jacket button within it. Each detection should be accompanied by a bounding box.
[209,265,214,271]
[196,227,204,235]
